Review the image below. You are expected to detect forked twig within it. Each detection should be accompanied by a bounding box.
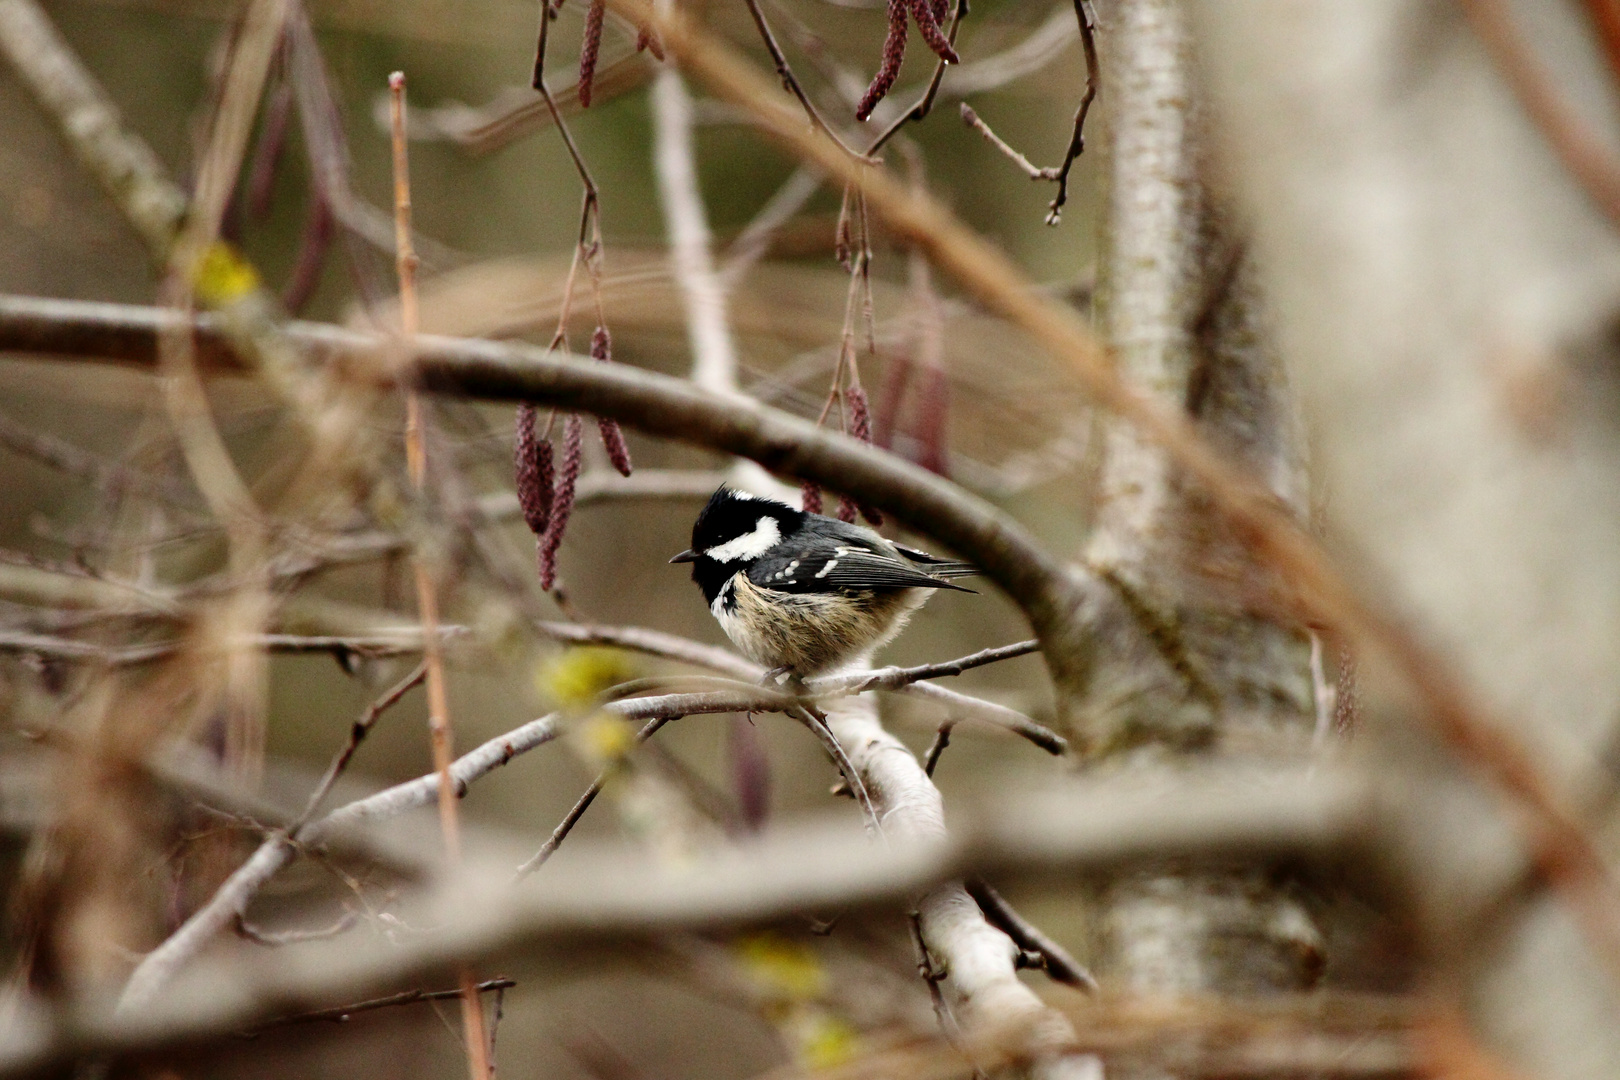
[957,0,1096,223]
[741,0,865,158]
[965,878,1096,991]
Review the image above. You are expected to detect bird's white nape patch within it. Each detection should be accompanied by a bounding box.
[704,515,782,562]
[726,489,794,510]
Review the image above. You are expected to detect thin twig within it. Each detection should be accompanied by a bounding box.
[965,878,1096,992]
[741,0,865,158]
[1042,0,1097,225]
[789,702,881,832]
[246,978,516,1032]
[835,639,1039,693]
[513,715,673,879]
[390,71,492,1080]
[908,910,984,1079]
[955,0,1097,222]
[290,660,427,831]
[921,721,954,775]
[959,103,1046,177]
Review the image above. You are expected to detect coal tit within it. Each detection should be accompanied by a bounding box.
[670,486,976,676]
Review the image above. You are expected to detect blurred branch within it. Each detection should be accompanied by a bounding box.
[0,0,187,254]
[1459,0,1620,230]
[944,3,1077,97]
[1583,0,1620,88]
[0,560,181,616]
[718,166,823,289]
[58,764,1386,1079]
[0,409,202,514]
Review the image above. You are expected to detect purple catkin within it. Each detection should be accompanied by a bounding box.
[599,419,633,476]
[914,364,951,477]
[837,495,859,524]
[728,715,771,832]
[929,0,949,29]
[514,403,554,536]
[800,480,823,516]
[873,351,910,448]
[856,0,909,121]
[847,385,874,443]
[589,326,633,476]
[906,0,959,63]
[537,413,584,590]
[846,387,884,525]
[577,0,607,108]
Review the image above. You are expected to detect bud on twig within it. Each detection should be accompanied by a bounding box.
[588,326,634,476]
[514,403,554,536]
[538,413,584,590]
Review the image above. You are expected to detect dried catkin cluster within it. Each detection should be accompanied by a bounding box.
[855,0,958,121]
[514,326,632,590]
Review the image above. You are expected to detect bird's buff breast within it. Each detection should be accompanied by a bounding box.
[713,572,927,675]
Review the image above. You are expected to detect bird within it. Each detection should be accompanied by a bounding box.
[670,486,977,678]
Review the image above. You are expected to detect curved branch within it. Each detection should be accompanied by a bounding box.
[0,293,1088,701]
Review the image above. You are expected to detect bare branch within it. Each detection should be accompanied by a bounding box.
[965,878,1095,992]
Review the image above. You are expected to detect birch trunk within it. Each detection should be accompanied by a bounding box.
[1080,0,1322,1044]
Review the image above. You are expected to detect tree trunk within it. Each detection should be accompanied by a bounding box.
[1081,0,1323,1047]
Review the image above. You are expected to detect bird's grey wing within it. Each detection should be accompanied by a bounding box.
[892,543,979,579]
[749,535,973,593]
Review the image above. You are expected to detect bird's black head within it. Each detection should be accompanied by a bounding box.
[669,487,806,603]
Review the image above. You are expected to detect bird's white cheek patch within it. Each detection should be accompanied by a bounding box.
[704,516,782,562]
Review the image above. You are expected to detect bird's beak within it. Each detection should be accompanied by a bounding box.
[669,549,699,564]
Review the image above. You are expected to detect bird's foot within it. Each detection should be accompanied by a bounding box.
[760,665,802,691]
